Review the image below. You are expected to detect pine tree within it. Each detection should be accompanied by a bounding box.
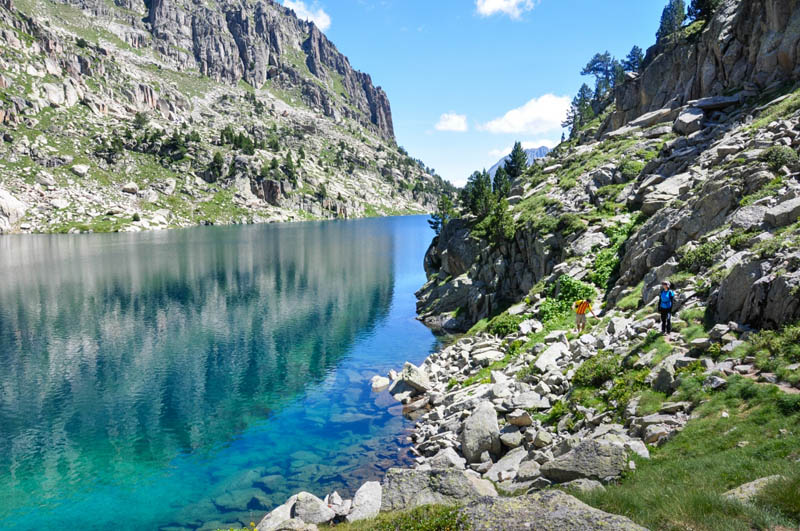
[461,170,493,219]
[428,195,455,235]
[493,166,511,199]
[504,141,528,180]
[209,152,224,181]
[688,0,721,21]
[581,52,623,102]
[283,153,296,182]
[656,0,686,43]
[562,84,595,136]
[622,46,645,73]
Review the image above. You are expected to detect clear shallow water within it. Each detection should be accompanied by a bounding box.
[0,216,439,530]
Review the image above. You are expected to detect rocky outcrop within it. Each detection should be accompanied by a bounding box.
[610,0,800,130]
[459,491,647,531]
[380,468,497,512]
[0,189,27,233]
[540,440,627,483]
[142,0,394,138]
[723,475,785,503]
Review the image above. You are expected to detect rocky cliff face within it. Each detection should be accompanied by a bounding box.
[58,0,394,139]
[609,0,800,132]
[0,0,447,233]
[418,0,800,334]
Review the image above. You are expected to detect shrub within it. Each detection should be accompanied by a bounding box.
[777,394,800,416]
[557,213,585,236]
[678,239,725,272]
[619,159,645,181]
[133,112,148,128]
[541,400,568,425]
[727,229,758,251]
[761,145,798,171]
[538,275,596,322]
[486,313,525,337]
[76,37,88,48]
[574,351,619,388]
[587,247,619,290]
[588,216,644,289]
[473,198,516,244]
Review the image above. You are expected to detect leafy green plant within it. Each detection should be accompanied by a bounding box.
[619,158,645,181]
[678,239,725,272]
[486,313,525,337]
[573,350,619,387]
[539,275,596,322]
[762,145,798,171]
[587,215,645,290]
[557,213,585,235]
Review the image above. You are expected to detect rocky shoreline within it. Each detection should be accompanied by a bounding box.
[252,290,792,531]
[250,316,676,530]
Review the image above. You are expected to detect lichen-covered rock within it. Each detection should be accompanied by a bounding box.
[541,440,626,483]
[460,401,501,463]
[380,468,497,512]
[291,492,335,525]
[723,475,784,503]
[346,481,381,523]
[459,490,647,530]
[0,189,27,233]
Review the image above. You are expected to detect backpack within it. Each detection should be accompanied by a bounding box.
[659,290,675,310]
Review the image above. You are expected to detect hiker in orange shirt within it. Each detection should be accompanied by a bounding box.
[572,298,597,334]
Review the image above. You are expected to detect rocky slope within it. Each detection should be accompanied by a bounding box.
[418,0,800,333]
[0,0,451,233]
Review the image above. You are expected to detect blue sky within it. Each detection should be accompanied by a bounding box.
[283,1,666,186]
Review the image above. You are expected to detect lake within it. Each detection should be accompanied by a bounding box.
[0,216,439,530]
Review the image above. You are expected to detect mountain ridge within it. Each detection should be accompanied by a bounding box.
[487,145,551,177]
[0,0,454,233]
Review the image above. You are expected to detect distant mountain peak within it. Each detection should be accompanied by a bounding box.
[488,146,551,177]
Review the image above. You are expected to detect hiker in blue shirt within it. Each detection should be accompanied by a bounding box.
[658,280,676,337]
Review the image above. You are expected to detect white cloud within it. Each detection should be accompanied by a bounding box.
[283,0,331,32]
[435,112,469,132]
[480,94,570,135]
[488,139,557,159]
[475,0,536,19]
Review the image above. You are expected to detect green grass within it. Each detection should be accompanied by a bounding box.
[740,176,785,207]
[466,318,490,336]
[616,281,644,311]
[336,505,469,531]
[746,320,800,386]
[636,389,669,416]
[748,85,800,133]
[576,376,800,530]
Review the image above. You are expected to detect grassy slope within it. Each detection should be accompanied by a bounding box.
[576,376,800,531]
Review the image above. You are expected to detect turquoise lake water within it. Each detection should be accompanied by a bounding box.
[0,216,440,530]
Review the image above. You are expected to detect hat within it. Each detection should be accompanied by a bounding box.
[662,280,671,287]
